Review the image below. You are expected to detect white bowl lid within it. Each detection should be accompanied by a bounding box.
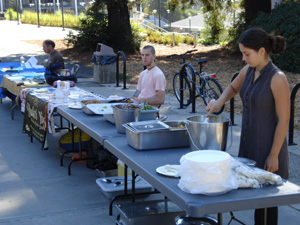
[184,150,230,163]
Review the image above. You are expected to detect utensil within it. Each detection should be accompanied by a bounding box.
[113,181,122,187]
[101,177,135,183]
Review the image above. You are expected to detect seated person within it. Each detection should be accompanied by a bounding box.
[131,45,166,108]
[37,39,65,69]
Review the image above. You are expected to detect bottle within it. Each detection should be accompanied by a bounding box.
[55,80,64,103]
[20,56,25,68]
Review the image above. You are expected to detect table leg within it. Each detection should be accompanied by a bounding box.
[132,170,136,203]
[264,208,267,225]
[11,100,17,120]
[41,132,48,150]
[218,213,222,225]
[124,165,128,195]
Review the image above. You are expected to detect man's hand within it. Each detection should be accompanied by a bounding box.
[130,96,141,104]
[37,62,45,67]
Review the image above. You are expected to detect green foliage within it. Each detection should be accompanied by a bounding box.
[20,11,82,27]
[5,9,82,27]
[130,21,143,52]
[250,2,300,73]
[5,8,17,21]
[145,28,194,46]
[66,4,108,52]
[183,35,194,45]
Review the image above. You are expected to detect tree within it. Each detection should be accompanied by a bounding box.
[67,0,140,53]
[106,0,136,53]
[244,0,271,25]
[168,0,231,43]
[171,0,275,26]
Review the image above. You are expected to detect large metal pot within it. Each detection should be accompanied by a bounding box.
[175,215,218,225]
[186,115,230,151]
[112,104,141,134]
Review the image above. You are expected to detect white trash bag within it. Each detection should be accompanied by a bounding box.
[178,150,239,195]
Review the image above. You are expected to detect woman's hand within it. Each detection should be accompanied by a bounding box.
[264,155,279,173]
[205,100,222,116]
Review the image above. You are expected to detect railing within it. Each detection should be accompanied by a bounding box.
[115,51,127,89]
[230,72,239,126]
[179,63,197,113]
[289,82,300,145]
[140,20,169,33]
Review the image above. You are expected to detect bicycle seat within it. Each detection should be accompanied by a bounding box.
[196,58,207,64]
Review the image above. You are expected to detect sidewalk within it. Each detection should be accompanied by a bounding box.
[1,20,300,225]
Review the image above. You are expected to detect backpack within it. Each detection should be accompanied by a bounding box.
[45,63,77,86]
[58,128,91,152]
[85,138,118,171]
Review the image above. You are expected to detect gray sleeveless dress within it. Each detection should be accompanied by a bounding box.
[239,60,289,179]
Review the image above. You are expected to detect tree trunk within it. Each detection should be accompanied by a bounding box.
[244,0,272,25]
[107,0,135,53]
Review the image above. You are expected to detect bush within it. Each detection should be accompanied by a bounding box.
[250,2,300,73]
[65,2,109,52]
[5,9,82,27]
[5,8,17,20]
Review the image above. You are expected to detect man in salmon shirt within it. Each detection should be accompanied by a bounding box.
[131,45,166,108]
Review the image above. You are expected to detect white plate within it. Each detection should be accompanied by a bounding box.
[156,164,180,178]
[68,103,83,109]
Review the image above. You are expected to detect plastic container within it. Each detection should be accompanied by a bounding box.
[117,160,132,176]
[20,56,25,68]
[95,176,153,199]
[178,150,237,195]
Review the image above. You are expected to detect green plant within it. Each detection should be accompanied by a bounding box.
[250,2,300,73]
[5,8,16,21]
[66,3,108,52]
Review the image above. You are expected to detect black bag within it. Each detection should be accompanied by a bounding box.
[85,138,118,171]
[45,63,77,86]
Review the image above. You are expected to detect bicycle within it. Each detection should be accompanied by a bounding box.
[168,50,224,115]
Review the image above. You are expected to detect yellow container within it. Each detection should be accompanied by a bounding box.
[117,160,132,176]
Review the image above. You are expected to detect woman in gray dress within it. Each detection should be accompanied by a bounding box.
[206,28,290,225]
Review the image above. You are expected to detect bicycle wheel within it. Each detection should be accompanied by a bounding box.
[203,77,224,115]
[173,72,192,106]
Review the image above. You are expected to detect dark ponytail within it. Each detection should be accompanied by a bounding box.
[239,28,285,55]
[270,34,286,54]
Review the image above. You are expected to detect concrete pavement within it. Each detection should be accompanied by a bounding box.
[1,20,300,225]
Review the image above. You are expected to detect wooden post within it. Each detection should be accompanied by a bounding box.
[194,32,197,47]
[172,33,175,47]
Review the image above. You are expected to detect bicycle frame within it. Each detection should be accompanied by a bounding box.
[179,63,197,112]
[185,68,216,102]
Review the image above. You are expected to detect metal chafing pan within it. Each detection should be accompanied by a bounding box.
[127,120,170,132]
[123,121,190,150]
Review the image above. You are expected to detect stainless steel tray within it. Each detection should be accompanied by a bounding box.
[126,120,170,132]
[123,121,190,150]
[103,107,159,124]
